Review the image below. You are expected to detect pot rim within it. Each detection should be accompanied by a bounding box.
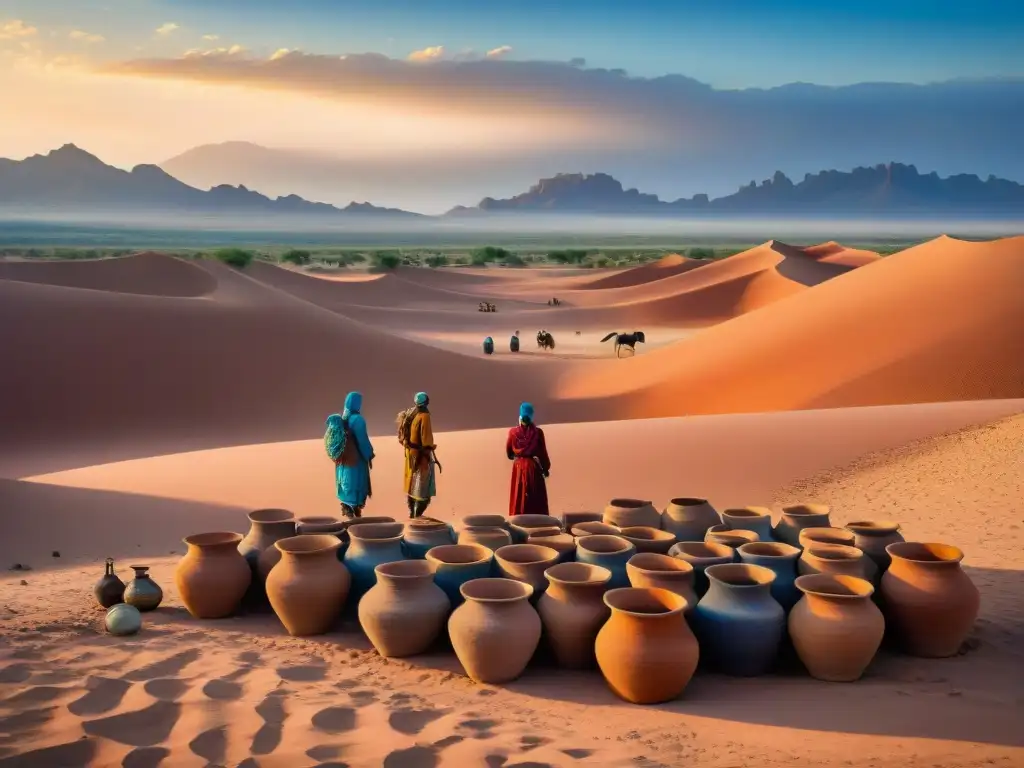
[495,543,560,565]
[795,573,875,599]
[608,498,654,509]
[459,577,534,603]
[425,543,493,566]
[603,586,688,617]
[348,522,405,542]
[275,534,342,555]
[128,564,151,574]
[544,561,612,586]
[619,526,676,542]
[461,514,507,528]
[722,506,772,519]
[375,559,436,580]
[570,522,621,536]
[668,497,710,506]
[780,503,830,517]
[706,529,758,545]
[183,531,243,548]
[803,543,864,562]
[296,515,341,525]
[705,562,776,588]
[669,541,735,561]
[575,534,635,555]
[627,552,693,575]
[738,542,801,559]
[248,508,295,524]
[885,541,964,565]
[846,520,902,534]
[798,527,855,545]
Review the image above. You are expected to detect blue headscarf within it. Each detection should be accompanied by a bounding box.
[414,391,429,407]
[343,391,362,419]
[324,413,345,461]
[519,402,534,423]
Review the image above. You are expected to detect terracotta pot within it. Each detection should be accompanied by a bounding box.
[425,544,494,606]
[603,498,661,530]
[176,532,252,619]
[798,527,856,550]
[537,562,612,669]
[774,504,831,547]
[238,508,296,575]
[495,544,560,595]
[123,566,163,612]
[721,507,774,541]
[295,516,345,535]
[692,563,785,676]
[668,541,736,596]
[626,553,697,612]
[737,542,801,611]
[508,515,562,543]
[705,525,758,549]
[561,511,603,531]
[267,535,350,636]
[660,497,721,542]
[458,526,513,552]
[575,535,636,589]
[343,523,406,602]
[402,518,455,559]
[94,557,125,609]
[799,544,871,582]
[571,521,620,537]
[595,587,698,704]
[526,531,576,562]
[461,514,508,529]
[846,520,905,573]
[789,574,884,681]
[358,560,450,657]
[619,526,677,555]
[881,542,980,658]
[449,578,541,683]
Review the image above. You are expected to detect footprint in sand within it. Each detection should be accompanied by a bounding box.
[202,677,244,701]
[505,763,555,768]
[143,678,190,702]
[121,746,170,768]
[67,676,131,716]
[561,749,594,760]
[383,745,438,768]
[82,701,179,747]
[0,707,55,735]
[388,707,447,735]
[276,664,326,682]
[0,686,72,707]
[307,744,346,761]
[237,650,262,666]
[252,690,288,755]
[458,718,500,739]
[347,689,378,707]
[123,649,201,682]
[311,706,357,735]
[519,735,551,752]
[0,737,97,767]
[189,726,227,764]
[0,664,31,684]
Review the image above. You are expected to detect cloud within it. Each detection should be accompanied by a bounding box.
[0,19,38,40]
[183,44,246,59]
[407,45,444,62]
[202,34,220,41]
[69,30,105,44]
[486,45,513,59]
[155,22,179,36]
[269,48,291,61]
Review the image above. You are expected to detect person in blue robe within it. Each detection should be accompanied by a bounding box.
[324,391,375,518]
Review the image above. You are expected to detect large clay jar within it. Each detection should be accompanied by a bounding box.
[626,553,697,612]
[561,511,603,531]
[462,514,508,529]
[881,542,980,658]
[267,535,350,636]
[603,499,661,530]
[691,563,785,676]
[458,526,512,552]
[123,566,163,612]
[176,532,252,619]
[449,578,541,684]
[798,527,856,550]
[537,562,612,669]
[846,520,905,573]
[789,574,884,681]
[799,544,871,582]
[358,560,450,657]
[508,515,562,543]
[495,544,560,596]
[738,542,801,611]
[595,587,699,704]
[619,527,677,555]
[344,523,406,602]
[94,557,125,609]
[575,535,636,589]
[668,541,735,597]
[425,544,494,606]
[774,504,831,548]
[571,521,620,537]
[526,531,576,563]
[238,508,295,576]
[402,518,455,559]
[706,525,758,549]
[294,516,347,562]
[721,507,775,541]
[660,497,721,542]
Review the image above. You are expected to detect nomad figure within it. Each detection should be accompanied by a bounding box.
[324,392,374,518]
[401,392,442,518]
[506,402,551,517]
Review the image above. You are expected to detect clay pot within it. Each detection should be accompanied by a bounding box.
[575,535,636,589]
[619,527,677,555]
[526,531,576,563]
[595,587,699,704]
[94,557,125,609]
[105,604,142,636]
[798,527,856,550]
[123,566,163,612]
[603,498,661,530]
[449,578,541,684]
[495,544,560,595]
[721,507,774,541]
[295,516,345,535]
[789,574,884,682]
[461,514,508,529]
[774,504,831,547]
[176,532,252,619]
[846,521,905,573]
[358,560,450,657]
[238,508,296,575]
[425,544,494,606]
[737,542,801,611]
[344,523,406,602]
[571,521,620,537]
[561,511,603,531]
[881,542,980,658]
[458,526,513,552]
[508,515,562,543]
[537,562,612,669]
[799,544,871,582]
[344,515,397,527]
[691,563,785,676]
[660,497,721,542]
[705,525,758,549]
[626,553,697,609]
[402,518,455,559]
[668,541,736,596]
[267,535,350,636]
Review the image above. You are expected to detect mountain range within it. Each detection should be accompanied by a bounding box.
[1,144,1023,220]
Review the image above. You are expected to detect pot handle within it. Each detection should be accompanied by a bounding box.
[105,557,115,576]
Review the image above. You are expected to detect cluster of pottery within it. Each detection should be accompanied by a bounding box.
[93,558,164,636]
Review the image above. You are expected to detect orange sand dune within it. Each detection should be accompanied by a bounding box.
[579,252,706,289]
[560,235,1024,415]
[802,240,882,267]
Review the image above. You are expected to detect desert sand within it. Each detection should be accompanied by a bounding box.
[1,236,1023,767]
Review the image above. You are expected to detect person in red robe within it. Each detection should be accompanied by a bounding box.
[506,402,551,517]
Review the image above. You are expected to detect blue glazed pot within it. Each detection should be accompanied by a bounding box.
[737,542,801,611]
[721,507,775,542]
[425,544,494,606]
[343,523,406,603]
[575,535,636,589]
[401,519,455,560]
[692,563,785,676]
[668,541,736,597]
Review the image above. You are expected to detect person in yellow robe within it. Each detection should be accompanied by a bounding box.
[404,391,442,518]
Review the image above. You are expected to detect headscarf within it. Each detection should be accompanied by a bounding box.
[414,391,429,407]
[343,391,362,419]
[519,402,534,424]
[324,413,345,461]
[511,402,541,456]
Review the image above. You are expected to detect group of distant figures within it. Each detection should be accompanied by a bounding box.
[547,298,562,307]
[478,302,497,313]
[481,330,646,356]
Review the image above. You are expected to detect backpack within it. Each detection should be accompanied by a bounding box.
[324,417,348,463]
[396,407,417,447]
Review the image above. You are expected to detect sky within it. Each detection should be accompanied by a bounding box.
[1,0,1022,210]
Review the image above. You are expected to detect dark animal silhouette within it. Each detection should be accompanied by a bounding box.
[600,331,646,357]
[575,330,581,336]
[537,330,556,350]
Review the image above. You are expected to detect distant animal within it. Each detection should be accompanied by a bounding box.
[575,330,581,336]
[537,330,556,350]
[477,302,497,313]
[600,331,646,357]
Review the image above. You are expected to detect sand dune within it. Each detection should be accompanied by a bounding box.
[578,252,706,289]
[801,240,882,267]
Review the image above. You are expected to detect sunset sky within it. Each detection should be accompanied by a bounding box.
[1,0,1022,210]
